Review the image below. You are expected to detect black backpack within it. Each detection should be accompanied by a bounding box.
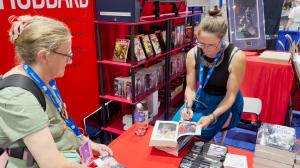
[0,74,46,157]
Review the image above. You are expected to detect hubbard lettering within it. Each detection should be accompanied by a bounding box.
[1,0,88,10]
[33,0,45,9]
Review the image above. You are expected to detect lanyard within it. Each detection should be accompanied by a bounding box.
[23,64,82,137]
[195,47,224,99]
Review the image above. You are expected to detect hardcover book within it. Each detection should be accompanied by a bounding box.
[149,120,201,148]
[112,39,130,62]
[256,123,296,151]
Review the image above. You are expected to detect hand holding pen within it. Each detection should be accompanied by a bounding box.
[181,103,193,121]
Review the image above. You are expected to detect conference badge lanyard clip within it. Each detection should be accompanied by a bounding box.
[23,64,82,138]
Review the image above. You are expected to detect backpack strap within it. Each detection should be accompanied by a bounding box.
[0,74,46,111]
[0,74,46,166]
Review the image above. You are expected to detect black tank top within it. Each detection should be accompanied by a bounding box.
[195,44,238,96]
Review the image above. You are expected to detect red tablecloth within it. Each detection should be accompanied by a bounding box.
[241,56,295,125]
[108,125,253,168]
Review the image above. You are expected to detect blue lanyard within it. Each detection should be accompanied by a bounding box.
[195,47,224,98]
[23,64,82,137]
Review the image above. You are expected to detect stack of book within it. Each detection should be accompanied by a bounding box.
[253,123,297,168]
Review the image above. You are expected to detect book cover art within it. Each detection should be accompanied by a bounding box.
[134,36,146,62]
[141,35,154,57]
[114,77,124,97]
[112,39,130,62]
[149,34,162,55]
[185,26,193,43]
[120,76,131,101]
[149,120,201,148]
[256,123,296,151]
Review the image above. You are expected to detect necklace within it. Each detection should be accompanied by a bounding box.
[200,51,225,68]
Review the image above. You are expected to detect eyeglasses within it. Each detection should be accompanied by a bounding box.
[51,50,73,63]
[196,40,221,51]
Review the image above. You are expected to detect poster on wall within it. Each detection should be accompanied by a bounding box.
[227,0,266,50]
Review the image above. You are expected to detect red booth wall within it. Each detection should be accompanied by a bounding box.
[0,0,99,129]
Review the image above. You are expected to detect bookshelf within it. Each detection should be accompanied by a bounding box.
[95,10,201,143]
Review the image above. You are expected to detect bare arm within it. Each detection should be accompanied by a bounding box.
[23,127,84,168]
[180,48,197,120]
[185,48,197,108]
[211,50,246,119]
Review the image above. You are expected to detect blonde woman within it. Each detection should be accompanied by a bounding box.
[0,15,112,168]
[172,8,246,140]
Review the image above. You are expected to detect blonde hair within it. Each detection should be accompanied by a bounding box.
[198,6,227,39]
[8,15,71,65]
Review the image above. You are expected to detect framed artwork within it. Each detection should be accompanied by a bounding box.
[227,0,266,50]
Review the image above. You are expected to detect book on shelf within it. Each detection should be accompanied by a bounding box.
[134,36,146,62]
[184,25,193,43]
[173,25,185,48]
[113,61,165,99]
[161,30,166,46]
[149,33,162,55]
[114,76,131,100]
[112,39,130,62]
[256,123,296,152]
[149,120,201,148]
[140,34,154,57]
[155,30,167,52]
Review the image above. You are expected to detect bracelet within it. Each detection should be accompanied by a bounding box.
[210,113,217,124]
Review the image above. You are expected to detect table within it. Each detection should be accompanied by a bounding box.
[241,56,295,125]
[108,125,253,168]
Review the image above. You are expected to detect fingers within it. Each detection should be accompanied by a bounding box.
[181,108,193,121]
[99,145,113,157]
[197,117,209,128]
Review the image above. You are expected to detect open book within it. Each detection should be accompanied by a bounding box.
[149,120,201,148]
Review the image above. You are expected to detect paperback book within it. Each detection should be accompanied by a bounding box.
[149,33,162,55]
[112,39,130,62]
[141,35,154,57]
[134,36,146,62]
